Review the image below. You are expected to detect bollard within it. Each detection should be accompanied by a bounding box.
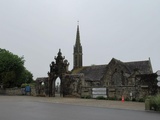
[145,99,150,110]
[122,96,125,102]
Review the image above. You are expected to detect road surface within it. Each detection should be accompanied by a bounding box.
[0,96,159,120]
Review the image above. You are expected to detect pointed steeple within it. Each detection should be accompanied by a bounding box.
[75,21,81,47]
[73,22,83,69]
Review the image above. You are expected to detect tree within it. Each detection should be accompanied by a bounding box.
[20,69,34,84]
[0,48,33,88]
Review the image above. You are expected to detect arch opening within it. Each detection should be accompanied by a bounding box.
[55,77,61,97]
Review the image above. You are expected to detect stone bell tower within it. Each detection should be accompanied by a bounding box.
[73,22,83,69]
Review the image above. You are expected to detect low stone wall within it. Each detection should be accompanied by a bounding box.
[81,87,92,98]
[81,86,160,100]
[6,88,22,95]
[0,87,36,96]
[108,86,137,100]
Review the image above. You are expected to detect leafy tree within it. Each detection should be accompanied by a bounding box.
[0,48,33,88]
[20,69,34,84]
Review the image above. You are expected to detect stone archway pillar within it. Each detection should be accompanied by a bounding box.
[48,49,69,97]
[60,74,65,97]
[52,79,56,97]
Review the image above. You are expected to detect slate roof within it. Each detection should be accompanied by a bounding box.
[36,77,48,82]
[72,58,153,82]
[124,60,153,74]
[72,65,107,81]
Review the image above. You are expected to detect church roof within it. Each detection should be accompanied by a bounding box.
[124,60,153,74]
[109,58,153,74]
[72,65,107,81]
[72,58,153,82]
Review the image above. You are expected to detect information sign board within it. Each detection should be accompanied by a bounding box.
[92,88,107,98]
[25,86,31,92]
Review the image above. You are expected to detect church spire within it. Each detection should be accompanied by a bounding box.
[73,22,83,69]
[75,21,81,46]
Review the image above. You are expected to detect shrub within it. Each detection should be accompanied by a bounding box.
[21,83,29,88]
[150,94,160,111]
[36,94,46,97]
[108,97,117,100]
[86,95,91,99]
[118,98,122,101]
[96,96,107,100]
[28,83,35,88]
[138,98,145,102]
[132,98,136,102]
[125,97,130,101]
[81,95,91,99]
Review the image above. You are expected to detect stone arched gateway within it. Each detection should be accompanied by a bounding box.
[48,49,69,97]
[35,49,85,97]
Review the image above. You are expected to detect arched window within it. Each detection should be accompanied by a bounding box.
[112,71,122,86]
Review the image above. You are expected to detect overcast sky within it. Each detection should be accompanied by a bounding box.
[0,0,160,79]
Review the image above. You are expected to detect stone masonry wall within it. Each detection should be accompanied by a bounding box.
[0,87,36,96]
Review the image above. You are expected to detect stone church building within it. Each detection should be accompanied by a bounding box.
[36,24,158,100]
